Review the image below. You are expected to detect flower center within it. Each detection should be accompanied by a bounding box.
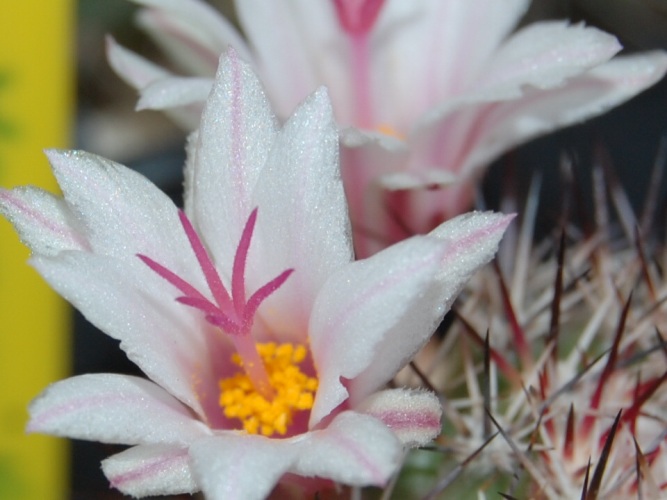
[219,342,318,436]
[138,208,297,403]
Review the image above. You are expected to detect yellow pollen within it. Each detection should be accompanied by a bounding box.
[219,342,318,437]
[376,123,405,140]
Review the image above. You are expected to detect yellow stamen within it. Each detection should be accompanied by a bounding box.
[219,342,318,437]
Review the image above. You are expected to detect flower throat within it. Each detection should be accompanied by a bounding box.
[138,208,316,436]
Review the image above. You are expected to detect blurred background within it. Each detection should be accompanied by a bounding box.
[2,0,667,498]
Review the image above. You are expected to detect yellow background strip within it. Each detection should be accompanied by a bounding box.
[0,3,73,499]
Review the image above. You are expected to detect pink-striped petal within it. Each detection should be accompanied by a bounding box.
[28,374,210,445]
[380,169,458,190]
[190,434,299,500]
[44,150,197,276]
[137,76,213,111]
[347,212,513,408]
[182,130,198,216]
[309,214,509,426]
[190,411,401,499]
[338,138,410,258]
[235,0,337,118]
[106,36,170,90]
[0,186,89,255]
[370,0,530,127]
[190,50,277,274]
[249,88,352,343]
[132,0,251,75]
[293,411,401,486]
[308,236,450,426]
[30,251,227,422]
[415,51,667,184]
[356,388,442,447]
[102,443,197,497]
[400,51,667,227]
[107,36,208,132]
[478,21,621,97]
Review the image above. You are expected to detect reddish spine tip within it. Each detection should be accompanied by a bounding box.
[563,404,575,461]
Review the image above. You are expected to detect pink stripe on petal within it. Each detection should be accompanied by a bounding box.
[372,410,441,431]
[28,378,205,445]
[0,189,89,251]
[318,245,442,351]
[334,434,388,485]
[296,412,401,486]
[228,49,250,216]
[356,389,442,447]
[107,447,190,489]
[29,394,158,433]
[139,9,219,70]
[438,214,515,266]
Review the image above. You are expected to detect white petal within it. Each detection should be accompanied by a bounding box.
[133,0,251,75]
[191,413,401,497]
[137,76,213,110]
[44,150,191,268]
[165,104,206,132]
[191,50,278,272]
[30,251,228,424]
[106,36,170,90]
[356,389,442,448]
[311,211,511,416]
[479,21,621,97]
[371,0,529,126]
[182,130,198,217]
[235,0,334,118]
[294,411,402,486]
[190,434,299,500]
[573,50,667,111]
[348,212,513,406]
[340,126,408,151]
[390,48,662,251]
[250,88,352,343]
[27,374,209,445]
[380,169,458,191]
[414,51,667,183]
[338,141,411,258]
[102,444,198,497]
[0,186,88,255]
[309,236,450,426]
[28,150,233,422]
[428,211,515,280]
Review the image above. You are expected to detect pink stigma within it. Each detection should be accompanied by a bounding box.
[137,208,293,398]
[333,0,385,35]
[138,208,293,336]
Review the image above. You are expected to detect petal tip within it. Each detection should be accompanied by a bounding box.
[358,389,443,448]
